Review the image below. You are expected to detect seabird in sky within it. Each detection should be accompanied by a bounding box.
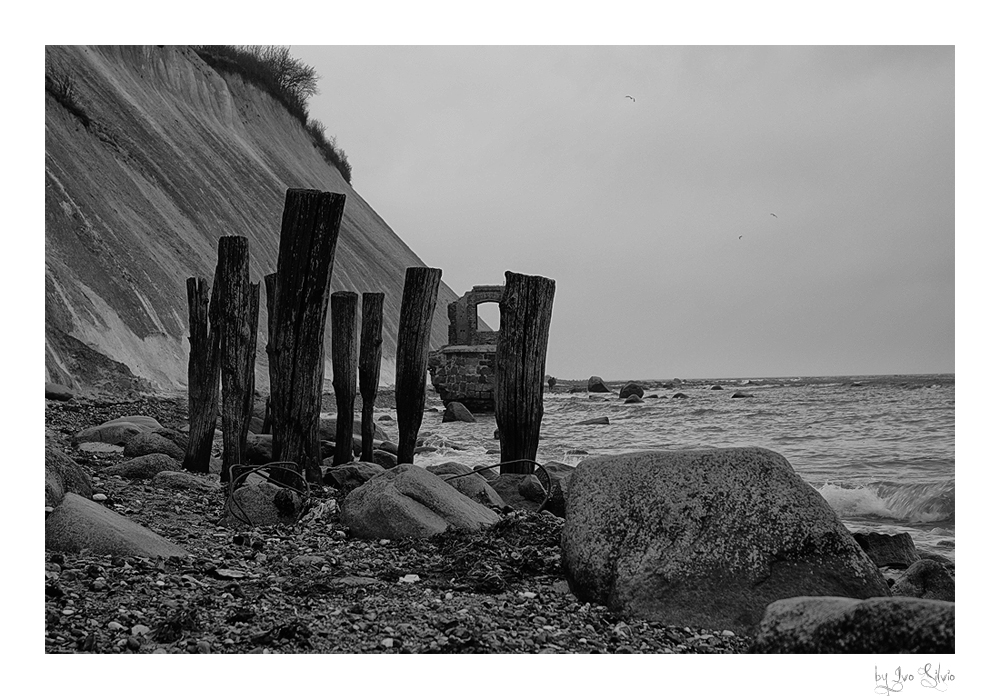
[625,95,635,102]
[770,212,778,218]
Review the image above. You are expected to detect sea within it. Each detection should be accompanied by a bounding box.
[405,374,955,562]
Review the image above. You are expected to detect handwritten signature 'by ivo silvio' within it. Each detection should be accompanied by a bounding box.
[875,665,956,694]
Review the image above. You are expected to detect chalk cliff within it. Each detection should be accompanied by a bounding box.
[45,45,456,393]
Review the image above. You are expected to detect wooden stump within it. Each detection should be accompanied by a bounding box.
[182,277,220,473]
[394,267,442,464]
[329,291,358,465]
[495,271,556,473]
[359,292,385,462]
[215,236,259,483]
[268,189,345,484]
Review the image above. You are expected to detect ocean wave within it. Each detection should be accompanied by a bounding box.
[816,480,954,524]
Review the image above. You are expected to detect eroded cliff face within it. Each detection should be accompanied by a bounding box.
[45,45,456,393]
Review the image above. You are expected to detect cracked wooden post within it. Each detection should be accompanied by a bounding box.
[394,267,442,465]
[215,236,259,483]
[359,292,384,462]
[262,272,277,435]
[269,189,345,484]
[495,271,556,474]
[182,276,220,473]
[329,291,358,466]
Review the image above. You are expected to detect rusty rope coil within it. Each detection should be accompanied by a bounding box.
[441,459,553,514]
[224,461,313,527]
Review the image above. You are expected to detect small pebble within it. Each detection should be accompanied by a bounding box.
[92,494,108,502]
[107,621,125,632]
[197,640,211,653]
[381,638,394,649]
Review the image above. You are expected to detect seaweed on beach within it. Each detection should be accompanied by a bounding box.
[424,510,564,593]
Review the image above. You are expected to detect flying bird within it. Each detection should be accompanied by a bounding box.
[770,213,778,218]
[739,235,743,239]
[625,95,635,102]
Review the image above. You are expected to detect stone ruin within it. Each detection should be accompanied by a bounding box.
[427,285,502,412]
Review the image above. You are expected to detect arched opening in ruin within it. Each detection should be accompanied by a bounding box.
[476,300,500,332]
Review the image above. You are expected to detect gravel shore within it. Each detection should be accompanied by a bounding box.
[44,391,753,654]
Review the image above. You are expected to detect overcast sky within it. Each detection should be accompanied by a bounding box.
[292,45,953,381]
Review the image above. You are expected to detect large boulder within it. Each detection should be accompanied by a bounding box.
[624,395,643,404]
[426,462,505,508]
[45,382,75,401]
[123,432,184,461]
[536,461,575,518]
[587,376,611,393]
[341,464,499,539]
[561,449,889,633]
[891,559,955,602]
[853,531,920,569]
[751,596,955,653]
[102,454,180,480]
[443,402,477,423]
[618,382,644,400]
[220,482,305,528]
[245,434,273,465]
[45,493,189,558]
[45,446,93,508]
[372,449,397,469]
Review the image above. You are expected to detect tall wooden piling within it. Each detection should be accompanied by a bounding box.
[495,271,556,473]
[182,276,220,473]
[394,267,442,464]
[359,292,384,462]
[215,236,259,483]
[268,189,345,483]
[329,291,358,465]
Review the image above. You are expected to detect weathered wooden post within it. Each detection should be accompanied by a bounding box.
[495,271,556,473]
[329,291,358,465]
[359,292,384,462]
[182,276,220,473]
[268,189,345,483]
[215,236,259,483]
[395,267,442,464]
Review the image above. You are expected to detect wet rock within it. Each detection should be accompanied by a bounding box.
[853,531,920,569]
[45,493,189,558]
[892,559,955,602]
[731,391,753,398]
[562,449,889,633]
[672,393,689,399]
[443,402,477,423]
[587,376,611,393]
[751,596,954,653]
[618,382,644,400]
[102,453,180,480]
[710,385,723,390]
[623,395,643,404]
[341,464,499,539]
[73,422,143,447]
[372,450,397,469]
[102,415,163,431]
[490,473,546,512]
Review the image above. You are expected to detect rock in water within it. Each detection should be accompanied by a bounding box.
[341,464,499,539]
[45,493,189,558]
[891,559,955,602]
[587,376,611,393]
[618,382,644,399]
[443,402,477,423]
[561,449,889,633]
[853,531,920,569]
[751,596,954,653]
[322,462,386,494]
